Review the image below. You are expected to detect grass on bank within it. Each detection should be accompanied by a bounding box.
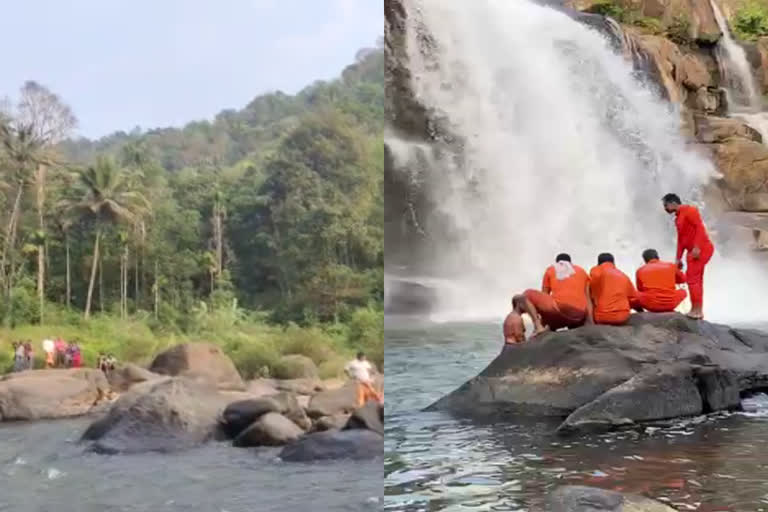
[0,305,383,380]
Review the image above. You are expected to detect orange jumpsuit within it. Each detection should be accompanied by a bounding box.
[523,265,590,330]
[675,205,714,310]
[503,312,525,344]
[357,382,383,407]
[634,259,687,312]
[589,262,637,325]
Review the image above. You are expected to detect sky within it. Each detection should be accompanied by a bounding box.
[0,0,382,139]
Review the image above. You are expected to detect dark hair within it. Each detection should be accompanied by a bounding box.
[357,351,365,359]
[512,294,525,309]
[597,253,614,265]
[555,253,571,263]
[642,248,659,262]
[662,193,681,205]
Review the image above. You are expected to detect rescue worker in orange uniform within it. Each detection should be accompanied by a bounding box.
[511,253,593,337]
[634,248,687,313]
[662,193,714,320]
[589,252,640,325]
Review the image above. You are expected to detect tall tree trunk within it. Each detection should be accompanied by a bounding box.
[84,229,101,320]
[134,247,139,311]
[154,260,159,320]
[65,231,71,309]
[99,253,104,314]
[36,164,46,323]
[2,183,24,296]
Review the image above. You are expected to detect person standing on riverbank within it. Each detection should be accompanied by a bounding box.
[42,339,54,368]
[13,342,25,372]
[23,341,34,370]
[662,193,714,320]
[345,352,382,407]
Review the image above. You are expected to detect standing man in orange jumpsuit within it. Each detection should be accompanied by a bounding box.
[634,248,687,312]
[662,193,714,320]
[511,253,593,337]
[589,253,640,325]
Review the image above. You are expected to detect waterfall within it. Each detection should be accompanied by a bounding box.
[709,0,761,112]
[709,0,768,141]
[389,0,768,323]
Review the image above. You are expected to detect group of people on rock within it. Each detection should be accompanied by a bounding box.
[41,338,83,369]
[504,193,714,343]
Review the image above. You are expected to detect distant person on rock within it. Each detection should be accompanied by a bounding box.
[662,193,714,320]
[589,252,640,325]
[24,341,34,370]
[345,352,382,407]
[42,339,54,368]
[511,253,593,337]
[54,338,67,368]
[634,248,687,313]
[13,342,25,372]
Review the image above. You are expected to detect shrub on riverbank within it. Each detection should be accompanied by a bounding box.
[0,305,383,379]
[734,0,768,41]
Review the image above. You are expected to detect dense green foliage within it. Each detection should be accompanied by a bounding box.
[0,46,384,373]
[733,0,768,41]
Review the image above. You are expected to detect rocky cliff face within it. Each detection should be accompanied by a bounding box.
[386,0,768,257]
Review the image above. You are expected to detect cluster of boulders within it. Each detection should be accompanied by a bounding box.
[0,342,382,461]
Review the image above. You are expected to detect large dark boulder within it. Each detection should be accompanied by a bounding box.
[279,430,383,462]
[82,377,231,454]
[149,343,245,391]
[428,313,768,433]
[221,392,310,439]
[550,486,676,512]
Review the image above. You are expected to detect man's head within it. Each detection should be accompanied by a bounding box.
[662,193,682,214]
[555,253,571,263]
[512,294,526,314]
[642,248,659,263]
[597,253,614,265]
[357,351,366,361]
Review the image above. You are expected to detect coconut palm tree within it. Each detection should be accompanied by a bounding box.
[62,157,150,319]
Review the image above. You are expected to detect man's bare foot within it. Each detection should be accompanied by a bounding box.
[533,326,550,337]
[686,310,703,320]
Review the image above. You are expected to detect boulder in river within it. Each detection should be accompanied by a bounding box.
[149,342,245,391]
[307,376,382,418]
[550,485,676,512]
[233,412,304,447]
[343,401,384,436]
[428,313,768,433]
[0,368,109,421]
[279,429,383,462]
[221,391,310,439]
[82,377,231,454]
[107,363,162,392]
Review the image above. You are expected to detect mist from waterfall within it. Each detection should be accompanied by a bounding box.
[388,0,768,324]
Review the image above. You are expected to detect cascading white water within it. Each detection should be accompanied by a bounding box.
[390,0,768,324]
[709,0,768,141]
[710,0,761,111]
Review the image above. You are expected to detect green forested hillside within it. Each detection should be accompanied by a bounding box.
[0,45,384,373]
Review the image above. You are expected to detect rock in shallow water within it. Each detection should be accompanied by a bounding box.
[233,412,304,447]
[550,485,676,512]
[428,313,768,433]
[279,430,383,462]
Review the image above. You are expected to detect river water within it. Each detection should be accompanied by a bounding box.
[0,418,382,512]
[384,318,768,512]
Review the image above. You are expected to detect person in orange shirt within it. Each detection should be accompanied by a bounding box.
[634,248,687,313]
[589,252,640,325]
[511,253,593,337]
[662,193,714,319]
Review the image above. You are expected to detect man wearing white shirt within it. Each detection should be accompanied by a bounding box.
[344,352,382,407]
